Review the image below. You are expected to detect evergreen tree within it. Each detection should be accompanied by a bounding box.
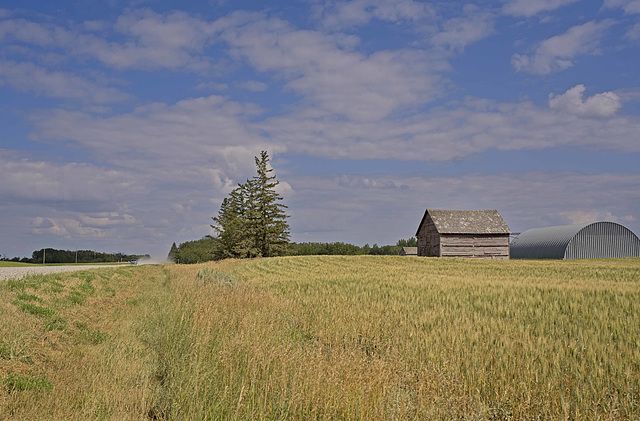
[211,151,289,259]
[249,151,290,257]
[167,242,178,262]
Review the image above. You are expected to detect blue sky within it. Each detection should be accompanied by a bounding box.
[1,0,639,259]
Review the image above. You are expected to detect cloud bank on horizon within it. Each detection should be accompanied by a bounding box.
[0,0,639,258]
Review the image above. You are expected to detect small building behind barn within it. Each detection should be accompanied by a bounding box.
[416,209,510,259]
[511,221,640,259]
[400,247,418,256]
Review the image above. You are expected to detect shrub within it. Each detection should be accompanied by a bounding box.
[195,267,236,286]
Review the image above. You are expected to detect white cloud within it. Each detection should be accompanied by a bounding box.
[217,13,446,122]
[502,0,581,17]
[431,5,496,52]
[0,11,217,72]
[557,210,636,225]
[258,95,640,162]
[548,85,621,118]
[626,22,640,40]
[287,171,640,244]
[318,0,436,30]
[604,0,640,14]
[31,214,136,238]
[512,20,613,75]
[0,60,130,103]
[237,80,268,91]
[29,95,270,171]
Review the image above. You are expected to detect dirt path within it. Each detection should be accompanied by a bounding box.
[0,265,126,281]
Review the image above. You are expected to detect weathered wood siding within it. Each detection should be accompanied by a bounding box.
[417,218,440,257]
[440,234,510,259]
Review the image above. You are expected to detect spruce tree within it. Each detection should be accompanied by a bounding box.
[211,151,289,259]
[167,242,178,262]
[249,151,290,257]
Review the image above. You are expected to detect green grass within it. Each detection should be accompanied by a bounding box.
[0,262,38,267]
[3,373,52,392]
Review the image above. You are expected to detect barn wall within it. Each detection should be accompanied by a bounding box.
[440,235,510,259]
[417,217,439,257]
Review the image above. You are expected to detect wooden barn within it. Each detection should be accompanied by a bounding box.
[415,209,510,259]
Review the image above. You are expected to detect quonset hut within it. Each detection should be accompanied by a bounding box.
[510,221,640,259]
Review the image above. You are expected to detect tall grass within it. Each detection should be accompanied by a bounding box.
[152,256,640,419]
[1,256,639,419]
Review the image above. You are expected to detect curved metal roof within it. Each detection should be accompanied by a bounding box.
[510,221,640,259]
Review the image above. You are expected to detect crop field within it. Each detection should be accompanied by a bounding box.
[1,256,639,420]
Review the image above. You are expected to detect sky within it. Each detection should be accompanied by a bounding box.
[1,0,639,259]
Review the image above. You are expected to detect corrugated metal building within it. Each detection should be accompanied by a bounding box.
[416,209,511,259]
[510,221,640,259]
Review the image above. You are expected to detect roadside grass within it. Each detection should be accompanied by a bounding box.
[1,256,639,419]
[0,265,165,419]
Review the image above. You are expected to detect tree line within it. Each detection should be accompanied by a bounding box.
[170,238,417,264]
[1,249,145,264]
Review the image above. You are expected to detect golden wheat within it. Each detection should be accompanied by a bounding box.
[1,256,639,420]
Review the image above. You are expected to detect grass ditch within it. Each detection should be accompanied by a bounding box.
[0,265,166,419]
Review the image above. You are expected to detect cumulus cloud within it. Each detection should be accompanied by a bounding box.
[626,22,640,40]
[0,11,217,72]
[29,95,270,172]
[237,80,268,91]
[258,95,639,162]
[431,5,496,52]
[0,60,130,103]
[287,171,640,244]
[217,13,446,122]
[318,0,436,30]
[548,85,621,118]
[31,214,136,238]
[512,20,613,75]
[604,0,640,14]
[502,0,581,17]
[557,210,636,225]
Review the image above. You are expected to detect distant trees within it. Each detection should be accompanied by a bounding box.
[173,238,217,264]
[288,238,417,256]
[4,248,142,264]
[211,151,290,259]
[396,237,417,247]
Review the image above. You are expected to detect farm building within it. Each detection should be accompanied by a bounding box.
[415,209,511,259]
[510,221,640,259]
[400,247,418,256]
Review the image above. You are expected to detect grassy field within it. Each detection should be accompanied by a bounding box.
[1,256,639,420]
[0,262,39,267]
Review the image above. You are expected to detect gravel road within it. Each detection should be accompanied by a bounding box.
[0,265,125,281]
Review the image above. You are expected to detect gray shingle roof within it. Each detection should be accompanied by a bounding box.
[416,209,510,235]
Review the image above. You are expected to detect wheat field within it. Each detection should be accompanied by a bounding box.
[1,256,639,419]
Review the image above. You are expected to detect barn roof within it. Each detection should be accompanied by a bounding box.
[416,209,510,236]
